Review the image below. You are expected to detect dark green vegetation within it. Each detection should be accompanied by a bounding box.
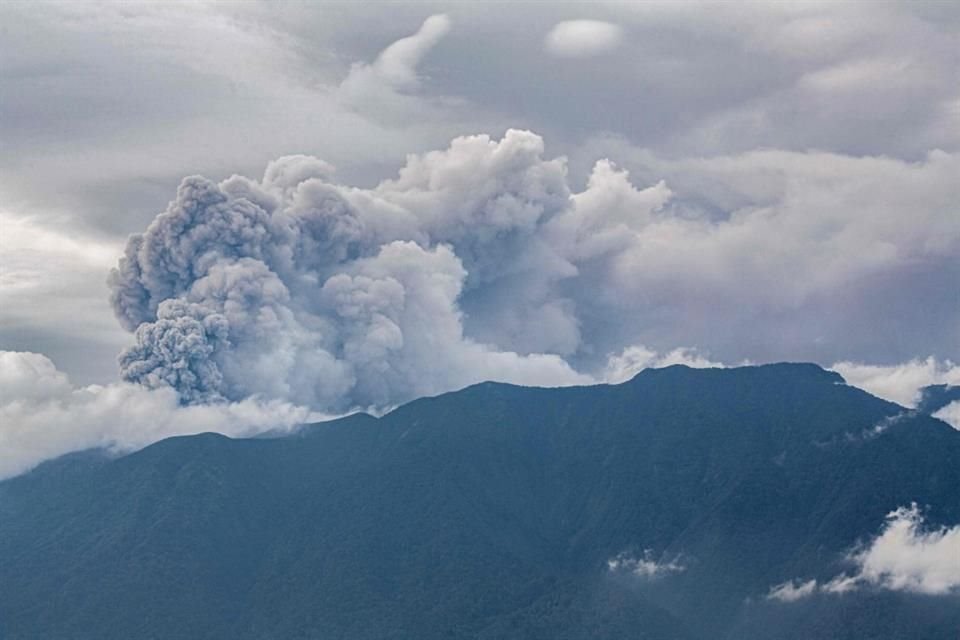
[2,364,958,639]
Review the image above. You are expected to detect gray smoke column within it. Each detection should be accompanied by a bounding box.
[111,129,960,415]
[109,131,598,412]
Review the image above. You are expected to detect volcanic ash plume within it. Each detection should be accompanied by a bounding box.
[108,131,630,412]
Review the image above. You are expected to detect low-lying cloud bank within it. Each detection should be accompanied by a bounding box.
[1,345,694,480]
[933,402,960,432]
[767,504,960,601]
[831,358,960,429]
[0,351,317,480]
[832,358,960,408]
[3,346,958,480]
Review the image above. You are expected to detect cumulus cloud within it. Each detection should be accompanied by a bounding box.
[767,504,960,601]
[0,351,317,480]
[573,139,960,365]
[828,505,960,594]
[607,550,686,579]
[545,20,623,57]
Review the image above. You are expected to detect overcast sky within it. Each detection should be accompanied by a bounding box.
[1,1,959,476]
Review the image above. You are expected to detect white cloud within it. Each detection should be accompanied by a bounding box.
[0,211,130,381]
[338,14,457,121]
[831,358,960,408]
[850,504,960,595]
[545,20,623,57]
[767,504,960,601]
[767,579,818,602]
[0,351,319,480]
[4,338,959,481]
[603,345,723,384]
[933,402,960,431]
[573,139,960,365]
[372,14,451,88]
[602,147,960,305]
[608,550,686,579]
[0,340,724,480]
[0,212,122,336]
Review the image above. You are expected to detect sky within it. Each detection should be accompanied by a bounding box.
[1,1,959,477]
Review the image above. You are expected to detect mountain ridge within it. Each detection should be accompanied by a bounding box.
[2,362,957,639]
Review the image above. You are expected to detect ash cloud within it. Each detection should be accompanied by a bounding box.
[108,128,960,416]
[109,131,593,413]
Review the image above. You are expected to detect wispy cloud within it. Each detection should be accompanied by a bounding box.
[767,578,818,602]
[607,550,686,579]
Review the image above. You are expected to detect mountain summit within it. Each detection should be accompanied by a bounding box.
[2,363,958,639]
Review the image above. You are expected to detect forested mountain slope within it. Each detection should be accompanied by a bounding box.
[2,364,958,639]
